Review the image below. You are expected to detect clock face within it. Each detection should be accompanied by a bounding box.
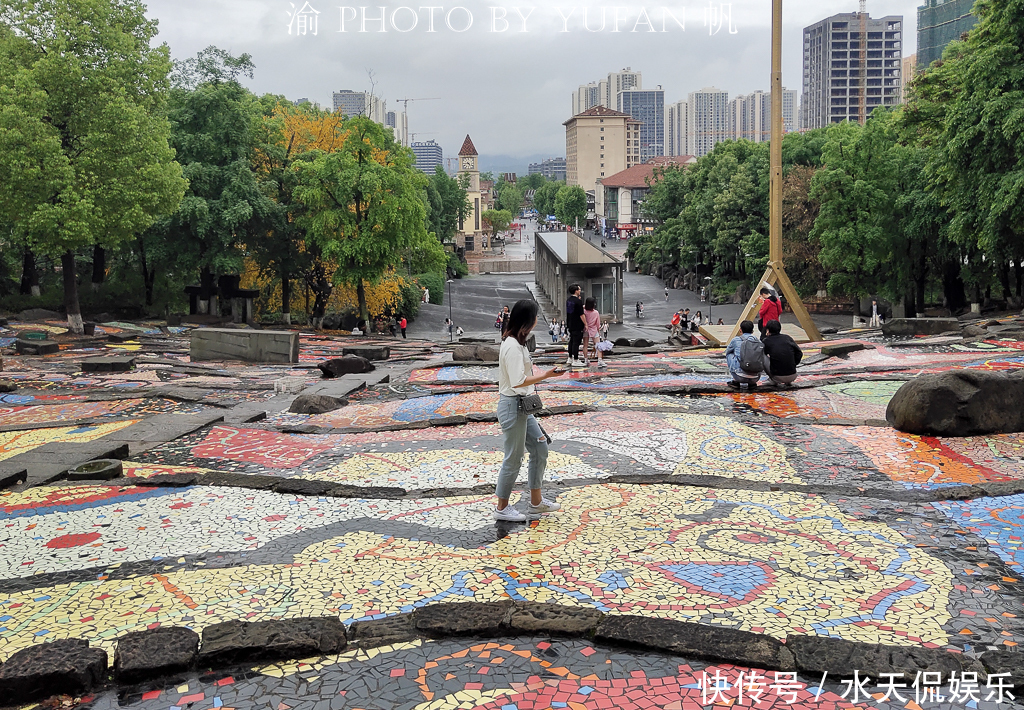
[461,157,474,170]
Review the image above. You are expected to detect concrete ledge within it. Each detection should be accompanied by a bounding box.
[191,328,299,364]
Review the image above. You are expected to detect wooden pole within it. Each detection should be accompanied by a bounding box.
[719,0,822,344]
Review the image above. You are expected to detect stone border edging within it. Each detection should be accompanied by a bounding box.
[61,469,1024,506]
[0,601,1018,707]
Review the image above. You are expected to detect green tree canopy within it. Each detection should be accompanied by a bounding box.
[426,165,470,247]
[498,182,524,216]
[481,209,512,238]
[0,0,186,332]
[534,181,563,217]
[554,185,587,228]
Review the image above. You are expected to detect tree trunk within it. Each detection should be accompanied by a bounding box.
[281,270,291,325]
[357,280,369,323]
[20,249,40,296]
[1015,259,1023,300]
[61,251,83,334]
[91,244,106,292]
[942,261,967,313]
[998,261,1012,303]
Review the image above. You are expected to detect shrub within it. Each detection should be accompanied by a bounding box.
[413,272,445,305]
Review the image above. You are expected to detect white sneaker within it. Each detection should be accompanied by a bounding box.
[565,356,573,365]
[597,360,607,368]
[572,359,586,368]
[527,498,561,517]
[492,505,527,522]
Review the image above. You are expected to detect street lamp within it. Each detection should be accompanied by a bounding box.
[446,278,455,342]
[704,276,713,324]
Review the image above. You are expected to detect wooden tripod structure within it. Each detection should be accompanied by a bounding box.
[727,0,822,343]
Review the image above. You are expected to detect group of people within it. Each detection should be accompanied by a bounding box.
[725,287,802,388]
[443,317,464,337]
[352,315,407,338]
[564,284,610,369]
[670,308,724,336]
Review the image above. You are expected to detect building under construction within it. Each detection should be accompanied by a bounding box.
[800,10,904,131]
[917,0,977,71]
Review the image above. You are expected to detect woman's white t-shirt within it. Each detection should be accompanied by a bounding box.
[498,336,535,396]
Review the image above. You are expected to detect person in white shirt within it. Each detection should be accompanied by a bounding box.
[494,300,566,522]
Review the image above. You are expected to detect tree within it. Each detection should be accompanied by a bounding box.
[498,182,524,217]
[0,0,185,332]
[481,209,512,239]
[534,181,563,217]
[293,116,445,326]
[150,48,274,306]
[425,165,470,247]
[554,185,587,229]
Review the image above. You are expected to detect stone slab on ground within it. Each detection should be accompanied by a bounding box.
[347,614,419,647]
[114,626,199,684]
[341,345,390,361]
[508,602,603,636]
[80,355,136,373]
[288,394,347,414]
[191,328,299,364]
[0,638,108,705]
[886,370,1024,436]
[819,342,866,357]
[786,634,978,679]
[15,339,59,355]
[198,618,347,667]
[97,411,225,455]
[414,601,514,637]
[9,441,130,487]
[882,317,960,337]
[0,464,27,490]
[594,615,795,671]
[981,650,1024,686]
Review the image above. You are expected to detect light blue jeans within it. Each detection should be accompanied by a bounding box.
[496,395,548,501]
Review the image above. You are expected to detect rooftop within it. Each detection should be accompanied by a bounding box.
[458,135,478,156]
[601,156,697,189]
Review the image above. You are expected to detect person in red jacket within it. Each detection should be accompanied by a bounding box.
[757,287,783,341]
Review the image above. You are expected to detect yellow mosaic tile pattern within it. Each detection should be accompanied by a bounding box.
[0,420,138,461]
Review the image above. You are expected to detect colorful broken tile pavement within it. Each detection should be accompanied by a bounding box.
[0,398,208,427]
[82,638,992,710]
[723,380,904,420]
[0,420,137,461]
[6,482,1018,657]
[933,494,1024,569]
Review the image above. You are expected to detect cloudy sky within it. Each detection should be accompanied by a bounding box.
[144,0,922,172]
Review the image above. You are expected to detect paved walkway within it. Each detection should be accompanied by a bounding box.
[1,315,1023,709]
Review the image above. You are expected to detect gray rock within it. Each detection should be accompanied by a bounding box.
[108,332,138,343]
[81,356,136,373]
[630,338,654,348]
[613,337,632,347]
[16,308,61,321]
[289,394,348,414]
[961,324,989,338]
[980,650,1024,687]
[198,617,347,667]
[429,416,467,427]
[114,626,199,684]
[66,459,124,481]
[882,317,960,337]
[819,326,838,335]
[348,614,418,647]
[595,616,794,671]
[318,356,374,377]
[508,602,603,636]
[820,342,866,357]
[342,345,390,361]
[15,339,59,355]
[414,601,514,637]
[0,380,16,393]
[453,345,500,362]
[0,638,108,705]
[787,634,977,679]
[886,370,1024,436]
[273,479,334,496]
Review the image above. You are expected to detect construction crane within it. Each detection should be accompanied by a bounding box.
[394,97,441,147]
[859,0,867,125]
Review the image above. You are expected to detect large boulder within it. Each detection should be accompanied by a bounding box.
[0,638,107,704]
[961,324,989,338]
[882,317,960,337]
[114,626,199,684]
[886,370,1024,436]
[452,345,499,362]
[16,308,61,321]
[289,394,348,414]
[318,356,374,377]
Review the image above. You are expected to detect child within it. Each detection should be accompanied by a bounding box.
[583,297,601,366]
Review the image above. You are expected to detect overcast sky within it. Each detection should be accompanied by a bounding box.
[144,0,922,171]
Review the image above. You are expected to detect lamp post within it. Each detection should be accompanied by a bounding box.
[704,277,713,325]
[446,278,454,342]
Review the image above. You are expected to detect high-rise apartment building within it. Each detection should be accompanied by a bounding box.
[801,13,904,130]
[411,140,443,174]
[900,54,917,101]
[332,90,387,124]
[564,106,641,219]
[528,158,567,182]
[617,87,665,161]
[728,89,798,142]
[572,82,606,117]
[605,68,642,109]
[666,100,689,157]
[685,87,730,157]
[917,0,976,70]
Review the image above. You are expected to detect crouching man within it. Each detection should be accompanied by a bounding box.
[762,319,803,386]
[725,320,764,390]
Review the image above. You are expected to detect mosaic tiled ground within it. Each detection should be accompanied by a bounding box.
[2,318,1024,705]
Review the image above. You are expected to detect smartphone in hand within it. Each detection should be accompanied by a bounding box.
[551,367,566,375]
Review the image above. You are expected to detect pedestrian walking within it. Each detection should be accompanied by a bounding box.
[494,300,565,523]
[399,315,407,338]
[565,285,586,367]
[548,320,558,343]
[664,286,670,302]
[636,301,642,318]
[583,297,601,365]
[869,299,882,328]
[700,286,706,303]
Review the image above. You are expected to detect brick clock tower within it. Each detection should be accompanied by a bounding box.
[457,134,482,251]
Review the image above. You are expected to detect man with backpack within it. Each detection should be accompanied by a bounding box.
[725,320,764,389]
